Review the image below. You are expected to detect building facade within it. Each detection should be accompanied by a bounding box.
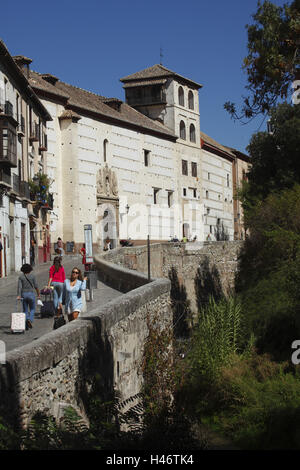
[0,41,250,271]
[231,149,251,240]
[0,41,52,277]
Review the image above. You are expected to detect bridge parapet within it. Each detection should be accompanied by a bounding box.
[0,253,171,428]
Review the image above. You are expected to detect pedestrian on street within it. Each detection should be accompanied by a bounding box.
[17,263,40,330]
[80,243,90,270]
[62,267,87,322]
[103,237,111,251]
[47,256,66,313]
[56,237,65,257]
[80,243,86,265]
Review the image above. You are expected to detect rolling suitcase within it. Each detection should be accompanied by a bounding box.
[40,288,55,318]
[11,301,26,333]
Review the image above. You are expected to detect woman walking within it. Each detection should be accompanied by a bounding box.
[47,256,66,313]
[62,267,87,322]
[17,263,40,329]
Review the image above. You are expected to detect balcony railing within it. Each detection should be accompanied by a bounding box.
[30,191,54,210]
[0,118,18,167]
[126,90,167,107]
[12,174,20,193]
[17,116,25,136]
[20,180,30,199]
[29,122,39,142]
[39,132,48,152]
[4,101,13,118]
[0,169,11,187]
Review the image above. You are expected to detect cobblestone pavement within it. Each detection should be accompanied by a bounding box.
[0,255,122,352]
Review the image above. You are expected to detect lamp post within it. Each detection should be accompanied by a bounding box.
[126,204,130,240]
[147,234,150,281]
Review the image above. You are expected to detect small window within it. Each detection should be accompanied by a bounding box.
[180,121,186,140]
[144,149,150,167]
[189,124,196,143]
[167,191,173,208]
[182,160,188,176]
[103,139,108,163]
[208,172,210,180]
[183,188,187,197]
[153,188,160,204]
[178,86,184,106]
[193,188,197,198]
[206,190,209,199]
[227,174,230,187]
[191,162,197,177]
[188,90,194,110]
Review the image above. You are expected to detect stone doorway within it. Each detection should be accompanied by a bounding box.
[96,164,119,250]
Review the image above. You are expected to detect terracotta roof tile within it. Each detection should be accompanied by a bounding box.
[123,78,167,88]
[29,70,176,140]
[120,64,203,89]
[201,131,236,158]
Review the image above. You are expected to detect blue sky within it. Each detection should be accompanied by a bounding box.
[1,0,287,153]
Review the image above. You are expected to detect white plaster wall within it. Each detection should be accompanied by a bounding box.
[202,149,234,240]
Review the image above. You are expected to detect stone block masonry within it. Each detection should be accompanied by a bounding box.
[0,257,171,428]
[100,241,244,313]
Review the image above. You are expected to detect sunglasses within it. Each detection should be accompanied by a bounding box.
[72,271,79,274]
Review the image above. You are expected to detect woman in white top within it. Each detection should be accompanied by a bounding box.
[62,267,87,322]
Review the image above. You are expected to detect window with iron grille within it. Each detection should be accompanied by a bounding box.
[178,86,185,106]
[190,124,196,143]
[167,191,173,208]
[188,90,194,110]
[0,120,17,165]
[180,121,186,140]
[153,188,160,204]
[144,150,150,167]
[191,162,197,177]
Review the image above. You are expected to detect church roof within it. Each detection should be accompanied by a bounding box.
[200,131,236,160]
[120,64,203,89]
[27,70,177,141]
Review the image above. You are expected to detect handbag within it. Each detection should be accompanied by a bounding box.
[41,287,53,295]
[53,313,66,330]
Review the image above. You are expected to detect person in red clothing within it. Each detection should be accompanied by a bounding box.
[80,244,86,265]
[80,243,91,270]
[47,256,66,312]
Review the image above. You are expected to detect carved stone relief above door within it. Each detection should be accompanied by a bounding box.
[96,164,119,249]
[96,164,118,198]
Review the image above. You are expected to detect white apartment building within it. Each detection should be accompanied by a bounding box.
[200,132,235,240]
[0,41,52,277]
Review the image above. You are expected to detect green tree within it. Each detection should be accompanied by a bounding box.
[240,102,300,209]
[236,185,300,359]
[224,0,300,121]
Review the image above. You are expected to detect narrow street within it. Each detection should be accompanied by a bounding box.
[0,255,122,352]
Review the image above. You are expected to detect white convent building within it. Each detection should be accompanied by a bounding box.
[14,59,248,254]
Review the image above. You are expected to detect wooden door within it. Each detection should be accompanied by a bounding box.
[21,223,26,264]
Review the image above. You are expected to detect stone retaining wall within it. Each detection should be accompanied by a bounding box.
[99,241,243,312]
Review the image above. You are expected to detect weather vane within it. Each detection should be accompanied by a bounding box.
[160,46,163,65]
